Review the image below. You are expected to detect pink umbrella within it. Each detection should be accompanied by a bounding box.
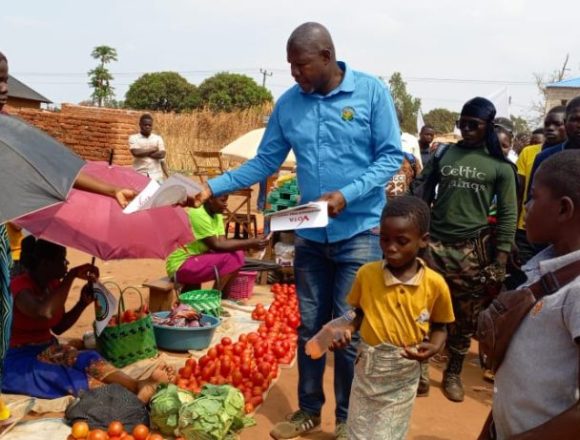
[14,161,194,260]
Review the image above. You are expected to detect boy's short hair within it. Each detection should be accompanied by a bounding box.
[381,195,431,234]
[139,113,153,123]
[536,150,580,206]
[565,96,580,117]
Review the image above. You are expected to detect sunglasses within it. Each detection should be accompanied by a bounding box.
[456,119,485,131]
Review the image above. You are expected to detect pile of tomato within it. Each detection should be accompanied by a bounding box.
[69,420,165,440]
[107,304,149,326]
[174,283,300,414]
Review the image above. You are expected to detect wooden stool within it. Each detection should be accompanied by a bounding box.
[143,276,176,312]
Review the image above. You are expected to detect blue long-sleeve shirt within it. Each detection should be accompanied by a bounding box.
[209,62,403,243]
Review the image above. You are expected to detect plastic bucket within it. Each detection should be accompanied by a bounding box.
[152,312,220,351]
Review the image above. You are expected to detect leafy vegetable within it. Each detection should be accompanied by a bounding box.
[150,383,196,436]
[178,384,255,440]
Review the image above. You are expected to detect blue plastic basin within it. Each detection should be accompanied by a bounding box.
[152,312,221,352]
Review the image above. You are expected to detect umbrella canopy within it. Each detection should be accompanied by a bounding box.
[0,114,85,223]
[220,128,296,169]
[15,162,194,260]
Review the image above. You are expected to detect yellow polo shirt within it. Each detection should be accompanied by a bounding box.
[347,259,454,347]
[516,144,542,230]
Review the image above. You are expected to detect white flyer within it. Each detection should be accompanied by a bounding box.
[93,282,118,336]
[123,174,202,214]
[265,201,328,231]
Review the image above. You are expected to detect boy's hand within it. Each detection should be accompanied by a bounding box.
[329,328,353,351]
[114,188,137,208]
[401,341,442,361]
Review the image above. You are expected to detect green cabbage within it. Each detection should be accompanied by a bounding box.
[150,383,196,436]
[178,384,255,440]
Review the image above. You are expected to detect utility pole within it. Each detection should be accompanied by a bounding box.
[260,68,273,87]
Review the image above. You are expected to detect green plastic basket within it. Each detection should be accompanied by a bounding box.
[96,285,158,368]
[179,289,222,317]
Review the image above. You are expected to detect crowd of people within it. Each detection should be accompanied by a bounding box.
[2,19,580,440]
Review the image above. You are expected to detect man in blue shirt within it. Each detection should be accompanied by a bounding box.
[528,96,580,193]
[196,22,402,439]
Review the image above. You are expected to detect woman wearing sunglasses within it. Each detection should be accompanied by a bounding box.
[414,97,518,402]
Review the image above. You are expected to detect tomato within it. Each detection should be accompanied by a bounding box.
[123,436,135,440]
[247,332,260,344]
[240,363,252,378]
[71,421,90,439]
[149,435,164,440]
[244,402,255,414]
[87,430,108,440]
[251,385,264,397]
[251,371,265,387]
[232,370,243,386]
[216,343,225,356]
[264,313,276,328]
[185,358,197,369]
[179,366,193,379]
[287,315,300,329]
[258,361,271,377]
[250,395,264,406]
[220,358,232,376]
[198,355,210,368]
[132,424,150,440]
[108,421,124,437]
[221,336,232,346]
[238,333,248,343]
[207,347,218,360]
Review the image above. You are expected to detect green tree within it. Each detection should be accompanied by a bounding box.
[387,72,421,133]
[124,72,200,112]
[423,108,459,133]
[197,72,273,112]
[88,45,118,107]
[510,114,530,135]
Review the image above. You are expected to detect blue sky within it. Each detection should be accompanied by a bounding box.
[3,0,580,122]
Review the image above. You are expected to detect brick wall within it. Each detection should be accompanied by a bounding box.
[10,104,143,165]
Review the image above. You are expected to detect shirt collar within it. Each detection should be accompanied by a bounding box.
[382,258,426,287]
[304,61,354,98]
[523,245,580,278]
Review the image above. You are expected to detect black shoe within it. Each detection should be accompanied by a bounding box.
[442,373,464,402]
[417,379,430,397]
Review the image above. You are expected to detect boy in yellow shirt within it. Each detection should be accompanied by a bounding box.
[333,195,454,440]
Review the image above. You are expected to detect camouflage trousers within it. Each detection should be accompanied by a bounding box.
[347,341,420,440]
[424,237,503,357]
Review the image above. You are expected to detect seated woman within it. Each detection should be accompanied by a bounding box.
[2,236,173,402]
[166,194,270,294]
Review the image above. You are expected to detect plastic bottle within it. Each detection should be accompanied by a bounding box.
[305,309,357,359]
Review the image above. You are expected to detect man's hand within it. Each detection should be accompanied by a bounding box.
[79,283,96,307]
[401,341,442,361]
[318,191,346,218]
[248,233,273,250]
[189,183,213,208]
[114,188,137,208]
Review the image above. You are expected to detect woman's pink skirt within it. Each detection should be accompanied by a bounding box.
[175,250,244,285]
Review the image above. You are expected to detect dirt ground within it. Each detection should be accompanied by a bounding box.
[62,248,491,440]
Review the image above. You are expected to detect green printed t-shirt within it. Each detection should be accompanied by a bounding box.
[166,207,225,277]
[430,144,517,253]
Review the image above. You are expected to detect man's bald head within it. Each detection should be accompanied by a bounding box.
[287,22,336,60]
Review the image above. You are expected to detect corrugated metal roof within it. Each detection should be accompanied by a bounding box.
[546,77,580,89]
[7,75,52,103]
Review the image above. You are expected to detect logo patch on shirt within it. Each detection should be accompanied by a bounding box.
[341,106,355,121]
[416,309,430,324]
[531,300,544,317]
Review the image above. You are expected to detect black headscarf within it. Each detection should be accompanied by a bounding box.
[460,97,507,162]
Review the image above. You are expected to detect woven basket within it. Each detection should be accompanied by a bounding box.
[179,289,222,317]
[223,271,257,300]
[96,285,158,368]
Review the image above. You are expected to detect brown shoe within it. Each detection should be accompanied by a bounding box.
[442,373,464,402]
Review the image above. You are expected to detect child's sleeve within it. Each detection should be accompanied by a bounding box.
[346,269,364,309]
[563,284,580,341]
[429,276,455,324]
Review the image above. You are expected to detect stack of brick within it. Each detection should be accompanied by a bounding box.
[9,104,143,165]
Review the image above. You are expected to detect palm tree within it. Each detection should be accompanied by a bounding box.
[88,46,118,107]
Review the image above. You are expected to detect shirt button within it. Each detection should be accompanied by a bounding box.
[399,288,405,294]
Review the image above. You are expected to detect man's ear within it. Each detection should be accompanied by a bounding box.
[320,48,332,63]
